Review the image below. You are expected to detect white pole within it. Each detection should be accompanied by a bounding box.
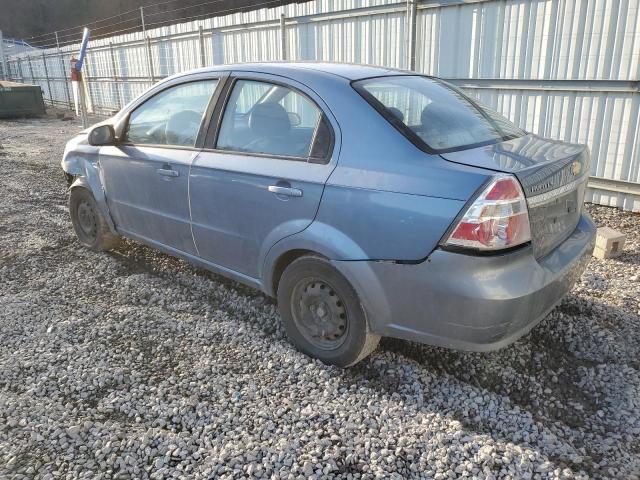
[406,0,417,71]
[280,14,287,61]
[0,30,7,81]
[78,74,88,127]
[140,6,146,34]
[72,80,80,115]
[75,27,91,127]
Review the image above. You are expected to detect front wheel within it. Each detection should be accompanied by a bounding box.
[69,187,121,252]
[277,256,380,367]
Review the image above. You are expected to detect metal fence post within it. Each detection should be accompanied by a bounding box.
[146,37,156,83]
[109,42,124,109]
[60,52,72,110]
[0,30,7,80]
[17,57,23,82]
[198,26,206,68]
[211,28,222,65]
[140,6,155,83]
[280,13,287,60]
[56,32,73,110]
[140,6,146,33]
[406,0,417,71]
[26,55,34,84]
[82,50,94,115]
[42,52,53,106]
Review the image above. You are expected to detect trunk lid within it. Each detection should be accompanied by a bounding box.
[441,134,590,259]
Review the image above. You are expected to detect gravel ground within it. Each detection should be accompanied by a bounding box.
[0,113,639,479]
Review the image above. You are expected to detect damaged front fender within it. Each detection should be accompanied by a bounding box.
[62,134,117,235]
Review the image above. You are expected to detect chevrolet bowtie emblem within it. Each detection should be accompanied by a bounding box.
[571,161,582,176]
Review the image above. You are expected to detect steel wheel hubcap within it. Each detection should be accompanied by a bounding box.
[292,279,348,350]
[77,200,98,241]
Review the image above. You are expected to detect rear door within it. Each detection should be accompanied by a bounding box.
[99,76,223,254]
[190,73,337,278]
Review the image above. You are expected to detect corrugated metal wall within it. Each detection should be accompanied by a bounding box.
[4,0,640,210]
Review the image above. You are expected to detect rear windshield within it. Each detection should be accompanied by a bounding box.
[354,75,525,153]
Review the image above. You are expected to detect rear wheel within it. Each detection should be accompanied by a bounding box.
[69,187,120,252]
[277,256,379,367]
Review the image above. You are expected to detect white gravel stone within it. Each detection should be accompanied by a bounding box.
[0,113,639,478]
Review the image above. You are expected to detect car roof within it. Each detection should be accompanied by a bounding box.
[116,62,414,121]
[172,62,412,82]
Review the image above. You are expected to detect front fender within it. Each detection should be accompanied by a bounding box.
[62,133,117,234]
[68,173,117,235]
[61,131,97,172]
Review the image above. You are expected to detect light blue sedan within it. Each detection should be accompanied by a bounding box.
[62,63,596,366]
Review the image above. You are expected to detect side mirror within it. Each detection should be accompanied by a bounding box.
[113,112,130,141]
[88,124,116,146]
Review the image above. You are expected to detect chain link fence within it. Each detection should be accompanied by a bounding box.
[1,0,639,210]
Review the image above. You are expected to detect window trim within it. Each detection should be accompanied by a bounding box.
[307,114,323,157]
[352,75,525,155]
[203,76,335,164]
[119,76,226,150]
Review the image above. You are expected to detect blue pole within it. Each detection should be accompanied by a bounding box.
[75,28,91,127]
[75,27,91,72]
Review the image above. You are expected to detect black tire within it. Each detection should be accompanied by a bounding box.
[277,256,380,367]
[69,187,121,252]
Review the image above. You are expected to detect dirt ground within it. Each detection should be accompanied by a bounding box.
[0,112,639,479]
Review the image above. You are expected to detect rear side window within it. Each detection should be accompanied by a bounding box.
[309,116,332,162]
[216,79,332,160]
[354,76,525,153]
[126,80,218,147]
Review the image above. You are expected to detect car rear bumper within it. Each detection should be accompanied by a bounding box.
[331,213,596,351]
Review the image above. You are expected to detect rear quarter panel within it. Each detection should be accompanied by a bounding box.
[313,185,466,260]
[261,74,492,293]
[286,74,491,260]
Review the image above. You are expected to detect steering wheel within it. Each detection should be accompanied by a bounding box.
[165,110,203,146]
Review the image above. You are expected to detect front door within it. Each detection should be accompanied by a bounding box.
[100,78,220,254]
[190,75,337,278]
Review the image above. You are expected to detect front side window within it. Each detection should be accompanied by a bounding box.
[354,76,525,152]
[216,79,330,159]
[126,79,218,147]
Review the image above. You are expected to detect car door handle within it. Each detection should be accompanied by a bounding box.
[268,185,303,197]
[156,168,179,177]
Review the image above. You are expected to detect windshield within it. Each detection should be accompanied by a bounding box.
[354,75,525,153]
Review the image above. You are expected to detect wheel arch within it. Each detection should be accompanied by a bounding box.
[69,176,117,234]
[261,221,370,297]
[269,249,325,297]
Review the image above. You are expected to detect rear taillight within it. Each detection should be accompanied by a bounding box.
[443,174,531,251]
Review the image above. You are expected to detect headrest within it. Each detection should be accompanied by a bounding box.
[165,110,202,146]
[387,107,404,123]
[421,102,466,131]
[249,102,291,137]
